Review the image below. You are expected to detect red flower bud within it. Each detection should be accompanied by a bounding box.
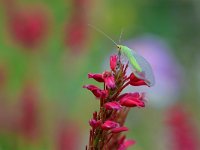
[83,85,108,99]
[110,55,118,71]
[101,120,119,130]
[104,101,122,110]
[111,126,128,133]
[89,119,101,128]
[88,73,104,82]
[102,71,115,89]
[65,14,87,52]
[8,7,49,49]
[119,93,145,108]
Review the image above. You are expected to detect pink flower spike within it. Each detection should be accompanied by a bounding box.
[88,73,104,82]
[84,52,154,149]
[101,120,119,130]
[83,85,108,99]
[104,102,122,110]
[111,126,128,133]
[102,71,115,89]
[110,55,118,71]
[89,119,101,128]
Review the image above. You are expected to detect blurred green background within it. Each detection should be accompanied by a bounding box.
[0,0,200,150]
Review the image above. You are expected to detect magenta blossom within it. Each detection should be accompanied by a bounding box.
[103,71,116,89]
[65,13,88,53]
[88,73,104,82]
[6,5,50,49]
[64,0,91,53]
[89,119,101,129]
[104,101,122,110]
[111,127,129,134]
[110,54,118,71]
[19,83,40,140]
[55,120,80,150]
[166,105,200,150]
[101,120,119,130]
[83,85,108,99]
[119,93,145,108]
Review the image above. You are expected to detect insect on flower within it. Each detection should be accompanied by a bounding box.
[88,24,155,87]
[85,25,155,149]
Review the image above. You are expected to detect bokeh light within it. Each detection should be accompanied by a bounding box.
[0,0,200,150]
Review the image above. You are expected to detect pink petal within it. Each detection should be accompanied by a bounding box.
[83,85,108,98]
[101,120,119,130]
[88,73,104,82]
[119,93,145,108]
[118,138,136,150]
[111,126,128,133]
[124,139,136,148]
[104,102,122,110]
[120,99,145,107]
[110,55,118,71]
[83,84,98,91]
[89,119,101,128]
[118,93,139,101]
[102,71,116,89]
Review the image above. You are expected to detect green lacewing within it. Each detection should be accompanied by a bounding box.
[89,24,155,86]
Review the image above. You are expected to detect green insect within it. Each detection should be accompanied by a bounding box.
[89,24,155,87]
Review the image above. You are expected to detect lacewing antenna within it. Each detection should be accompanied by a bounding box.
[88,24,118,47]
[119,28,124,44]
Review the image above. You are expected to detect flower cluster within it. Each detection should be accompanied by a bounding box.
[84,54,150,150]
[166,105,200,150]
[8,8,49,49]
[65,0,91,52]
[2,0,49,49]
